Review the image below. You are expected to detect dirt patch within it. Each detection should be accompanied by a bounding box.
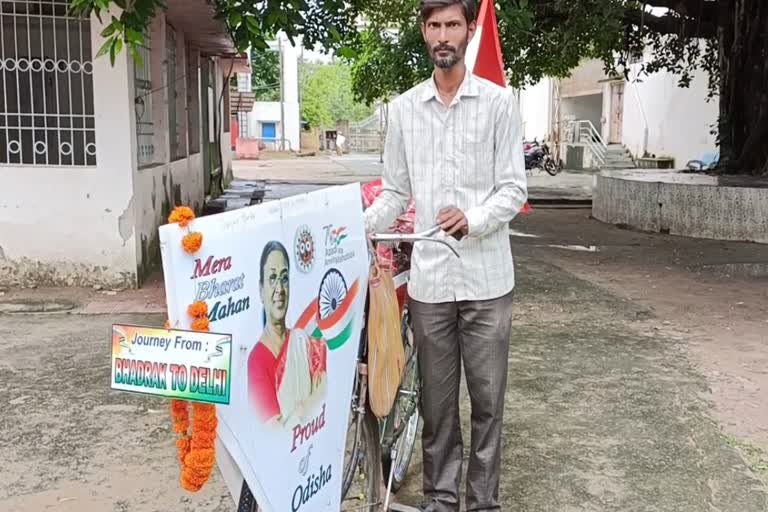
[0,313,230,512]
[512,208,768,462]
[390,257,767,511]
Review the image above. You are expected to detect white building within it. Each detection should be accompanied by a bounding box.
[234,34,301,152]
[521,53,718,170]
[0,0,244,289]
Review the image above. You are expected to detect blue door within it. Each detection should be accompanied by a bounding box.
[262,122,276,140]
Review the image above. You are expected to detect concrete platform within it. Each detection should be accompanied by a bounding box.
[593,170,768,244]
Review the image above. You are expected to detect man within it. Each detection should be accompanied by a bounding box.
[363,0,528,510]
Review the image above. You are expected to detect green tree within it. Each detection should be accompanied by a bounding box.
[343,0,767,176]
[69,0,363,59]
[300,63,374,128]
[250,48,280,101]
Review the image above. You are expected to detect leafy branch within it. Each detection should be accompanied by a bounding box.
[69,0,365,65]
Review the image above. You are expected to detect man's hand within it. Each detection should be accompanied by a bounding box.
[436,206,468,240]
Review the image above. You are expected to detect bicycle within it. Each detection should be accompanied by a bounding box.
[340,226,460,511]
[238,226,459,512]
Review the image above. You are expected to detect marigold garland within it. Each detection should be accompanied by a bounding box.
[168,206,196,227]
[191,317,210,332]
[166,204,217,493]
[187,301,209,319]
[182,232,203,254]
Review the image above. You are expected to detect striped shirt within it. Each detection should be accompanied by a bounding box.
[364,67,528,304]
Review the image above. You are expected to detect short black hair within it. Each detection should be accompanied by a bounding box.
[419,0,477,24]
[259,240,289,286]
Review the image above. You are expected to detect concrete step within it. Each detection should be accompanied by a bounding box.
[601,164,635,170]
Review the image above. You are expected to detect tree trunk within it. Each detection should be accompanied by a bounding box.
[717,0,768,176]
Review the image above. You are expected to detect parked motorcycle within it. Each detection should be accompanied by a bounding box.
[524,139,561,176]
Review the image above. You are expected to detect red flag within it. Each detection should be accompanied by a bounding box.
[465,0,531,214]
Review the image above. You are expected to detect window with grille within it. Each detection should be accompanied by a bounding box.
[236,72,250,92]
[0,0,96,166]
[134,32,154,167]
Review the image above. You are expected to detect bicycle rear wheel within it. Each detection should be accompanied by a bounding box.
[381,306,421,493]
[341,404,382,511]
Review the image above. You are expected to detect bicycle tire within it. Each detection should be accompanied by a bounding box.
[237,480,259,512]
[381,308,421,493]
[341,406,382,511]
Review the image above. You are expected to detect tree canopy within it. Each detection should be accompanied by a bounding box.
[343,0,765,176]
[249,48,280,102]
[69,0,363,62]
[70,0,767,175]
[300,62,374,128]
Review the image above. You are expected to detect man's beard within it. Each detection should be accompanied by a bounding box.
[430,37,469,69]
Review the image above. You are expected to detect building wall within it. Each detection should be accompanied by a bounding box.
[561,94,603,134]
[0,8,231,288]
[246,34,301,151]
[132,13,231,283]
[248,101,300,151]
[622,65,718,166]
[0,11,138,288]
[560,58,608,98]
[519,78,551,141]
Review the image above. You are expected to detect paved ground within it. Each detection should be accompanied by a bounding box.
[2,156,767,511]
[233,153,595,203]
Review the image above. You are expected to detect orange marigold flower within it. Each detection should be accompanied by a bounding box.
[182,232,203,254]
[168,206,195,227]
[190,430,216,450]
[185,450,216,476]
[180,448,216,492]
[170,400,190,433]
[181,473,205,492]
[187,301,208,319]
[176,437,191,465]
[191,317,210,331]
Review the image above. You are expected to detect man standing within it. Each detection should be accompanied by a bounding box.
[363,0,528,510]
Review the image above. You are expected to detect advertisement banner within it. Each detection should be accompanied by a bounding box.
[110,324,232,405]
[159,183,368,512]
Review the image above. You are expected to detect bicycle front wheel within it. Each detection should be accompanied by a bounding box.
[237,480,259,512]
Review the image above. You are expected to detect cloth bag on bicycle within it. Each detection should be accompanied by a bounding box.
[367,258,405,418]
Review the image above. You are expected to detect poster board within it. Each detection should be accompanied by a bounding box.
[159,183,369,512]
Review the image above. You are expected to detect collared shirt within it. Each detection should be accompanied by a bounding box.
[364,67,528,304]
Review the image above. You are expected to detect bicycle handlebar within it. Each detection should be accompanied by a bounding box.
[370,225,461,258]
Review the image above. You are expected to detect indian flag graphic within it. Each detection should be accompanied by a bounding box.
[295,269,360,350]
[330,226,348,246]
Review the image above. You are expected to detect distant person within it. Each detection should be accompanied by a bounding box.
[336,132,345,155]
[363,0,528,510]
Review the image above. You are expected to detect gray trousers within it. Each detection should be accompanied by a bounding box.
[409,290,514,512]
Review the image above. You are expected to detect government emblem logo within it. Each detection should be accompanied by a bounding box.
[294,224,315,273]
